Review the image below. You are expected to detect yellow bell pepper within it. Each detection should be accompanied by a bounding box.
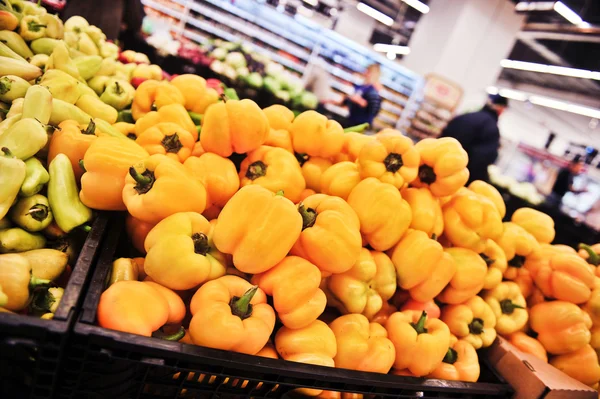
[252,256,326,329]
[329,314,395,374]
[319,161,361,201]
[401,187,443,239]
[134,103,198,141]
[412,137,469,197]
[131,80,185,121]
[290,111,344,159]
[144,212,227,290]
[483,281,528,336]
[136,122,195,163]
[468,180,506,218]
[437,248,487,305]
[550,345,600,388]
[389,230,456,302]
[481,239,508,290]
[530,300,592,355]
[301,157,332,192]
[262,104,294,132]
[578,243,600,268]
[511,207,555,244]
[507,332,548,362]
[497,222,540,281]
[170,74,219,114]
[326,248,396,319]
[442,189,503,253]
[441,295,497,349]
[428,340,480,382]
[385,310,451,376]
[583,287,600,326]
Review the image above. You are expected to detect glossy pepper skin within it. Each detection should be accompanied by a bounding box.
[9,195,53,232]
[131,80,185,121]
[0,148,26,220]
[428,340,480,382]
[441,296,497,349]
[412,138,469,197]
[329,314,395,374]
[76,94,118,124]
[184,153,240,209]
[48,154,93,233]
[47,120,97,182]
[327,249,396,319]
[263,104,294,132]
[442,189,503,253]
[507,332,548,362]
[134,103,198,142]
[20,15,47,41]
[126,215,155,255]
[530,300,592,354]
[136,122,195,163]
[0,227,46,253]
[201,99,269,157]
[170,74,219,114]
[239,146,306,203]
[80,136,149,210]
[265,128,293,153]
[347,178,412,251]
[578,243,600,269]
[551,345,600,388]
[401,187,443,239]
[189,275,275,355]
[0,253,42,311]
[0,118,48,160]
[291,111,344,159]
[335,132,373,163]
[468,180,506,218]
[124,155,207,224]
[319,161,361,201]
[497,222,540,281]
[386,310,451,376]
[511,207,555,244]
[389,230,456,302]
[252,256,326,329]
[484,281,528,336]
[481,239,508,290]
[357,132,419,189]
[291,194,362,275]
[438,248,487,305]
[109,258,140,286]
[301,157,332,192]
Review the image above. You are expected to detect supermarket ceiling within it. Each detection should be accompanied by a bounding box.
[503,0,600,96]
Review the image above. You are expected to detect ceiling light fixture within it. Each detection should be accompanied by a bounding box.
[373,43,411,55]
[401,0,429,14]
[553,1,587,26]
[386,51,397,60]
[302,0,317,6]
[357,2,394,26]
[500,59,600,81]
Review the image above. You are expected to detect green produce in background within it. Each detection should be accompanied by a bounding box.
[20,157,49,197]
[95,58,117,77]
[39,69,81,104]
[0,41,25,61]
[9,195,53,232]
[49,98,92,125]
[20,249,68,281]
[48,153,93,233]
[87,75,110,95]
[77,32,99,56]
[99,41,118,59]
[100,80,132,110]
[74,55,102,81]
[30,37,61,55]
[0,118,48,160]
[0,56,42,81]
[0,31,34,59]
[22,85,53,125]
[0,227,46,253]
[0,147,26,220]
[64,16,89,32]
[0,75,30,103]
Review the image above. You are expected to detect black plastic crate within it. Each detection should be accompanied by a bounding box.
[63,214,513,399]
[0,213,110,399]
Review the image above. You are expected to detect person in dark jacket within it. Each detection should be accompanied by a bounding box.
[440,94,508,183]
[343,64,383,127]
[547,156,586,207]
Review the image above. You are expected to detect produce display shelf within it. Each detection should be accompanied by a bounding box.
[60,215,513,399]
[0,214,110,399]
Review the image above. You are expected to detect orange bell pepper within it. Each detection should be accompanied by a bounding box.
[213,186,302,274]
[437,248,487,305]
[481,239,508,290]
[125,214,156,254]
[134,103,198,141]
[256,341,279,359]
[401,299,441,319]
[113,122,137,139]
[507,332,548,362]
[183,153,240,209]
[530,300,592,354]
[290,111,344,159]
[468,180,506,218]
[412,137,469,197]
[550,345,600,388]
[136,122,195,162]
[252,256,326,329]
[401,187,443,239]
[497,222,540,281]
[320,161,361,201]
[347,178,412,251]
[239,145,306,203]
[263,104,294,132]
[299,188,316,201]
[191,140,205,157]
[357,132,419,189]
[170,74,219,114]
[334,132,373,163]
[200,99,269,157]
[583,286,600,326]
[123,155,207,224]
[131,80,185,121]
[264,128,294,153]
[389,230,456,302]
[578,243,600,268]
[441,295,497,349]
[329,314,395,374]
[483,281,528,335]
[80,136,149,210]
[302,157,332,192]
[428,340,480,382]
[372,301,397,325]
[512,207,555,244]
[385,310,451,376]
[527,287,546,308]
[47,119,96,182]
[189,275,275,355]
[290,193,361,275]
[142,281,186,324]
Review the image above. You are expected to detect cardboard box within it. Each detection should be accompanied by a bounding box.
[486,337,597,399]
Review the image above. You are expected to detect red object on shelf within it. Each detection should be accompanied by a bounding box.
[131,77,148,88]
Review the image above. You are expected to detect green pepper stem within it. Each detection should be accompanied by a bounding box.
[245,160,267,181]
[114,81,123,95]
[230,286,258,320]
[192,233,210,255]
[297,203,317,230]
[161,133,183,154]
[468,318,484,335]
[275,190,284,197]
[83,119,96,135]
[1,147,13,157]
[30,276,51,287]
[383,153,403,173]
[152,326,186,341]
[79,159,86,172]
[500,299,525,315]
[443,348,458,365]
[410,311,428,334]
[129,167,155,194]
[27,204,49,222]
[188,111,203,125]
[579,244,600,266]
[418,164,436,184]
[79,224,92,233]
[343,123,369,133]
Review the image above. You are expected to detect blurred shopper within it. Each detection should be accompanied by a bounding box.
[343,64,383,127]
[440,94,508,183]
[303,57,333,114]
[547,156,587,207]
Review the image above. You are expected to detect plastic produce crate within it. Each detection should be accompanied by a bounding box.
[63,214,513,399]
[0,214,110,399]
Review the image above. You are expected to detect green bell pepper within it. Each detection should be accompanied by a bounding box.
[100,80,132,110]
[20,15,47,41]
[30,37,61,55]
[9,194,53,232]
[0,147,26,220]
[0,75,31,103]
[0,118,48,160]
[73,55,102,81]
[20,157,49,197]
[0,227,46,253]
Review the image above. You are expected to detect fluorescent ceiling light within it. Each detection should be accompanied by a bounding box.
[373,43,410,55]
[553,1,586,26]
[386,52,396,60]
[500,59,600,81]
[302,0,317,6]
[357,2,394,26]
[402,0,429,14]
[515,2,555,12]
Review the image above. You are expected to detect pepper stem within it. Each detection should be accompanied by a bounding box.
[192,233,210,255]
[245,161,267,180]
[418,165,436,184]
[579,244,600,266]
[82,119,96,135]
[30,276,51,287]
[443,348,458,365]
[508,255,525,268]
[295,152,309,167]
[27,204,49,222]
[480,253,495,266]
[297,203,317,230]
[188,111,203,125]
[114,81,123,95]
[275,190,284,196]
[1,147,13,157]
[468,318,484,335]
[161,134,183,154]
[383,153,403,173]
[152,326,186,341]
[79,224,92,233]
[410,311,428,334]
[500,299,524,315]
[230,286,258,320]
[343,123,369,133]
[129,167,155,194]
[431,233,438,241]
